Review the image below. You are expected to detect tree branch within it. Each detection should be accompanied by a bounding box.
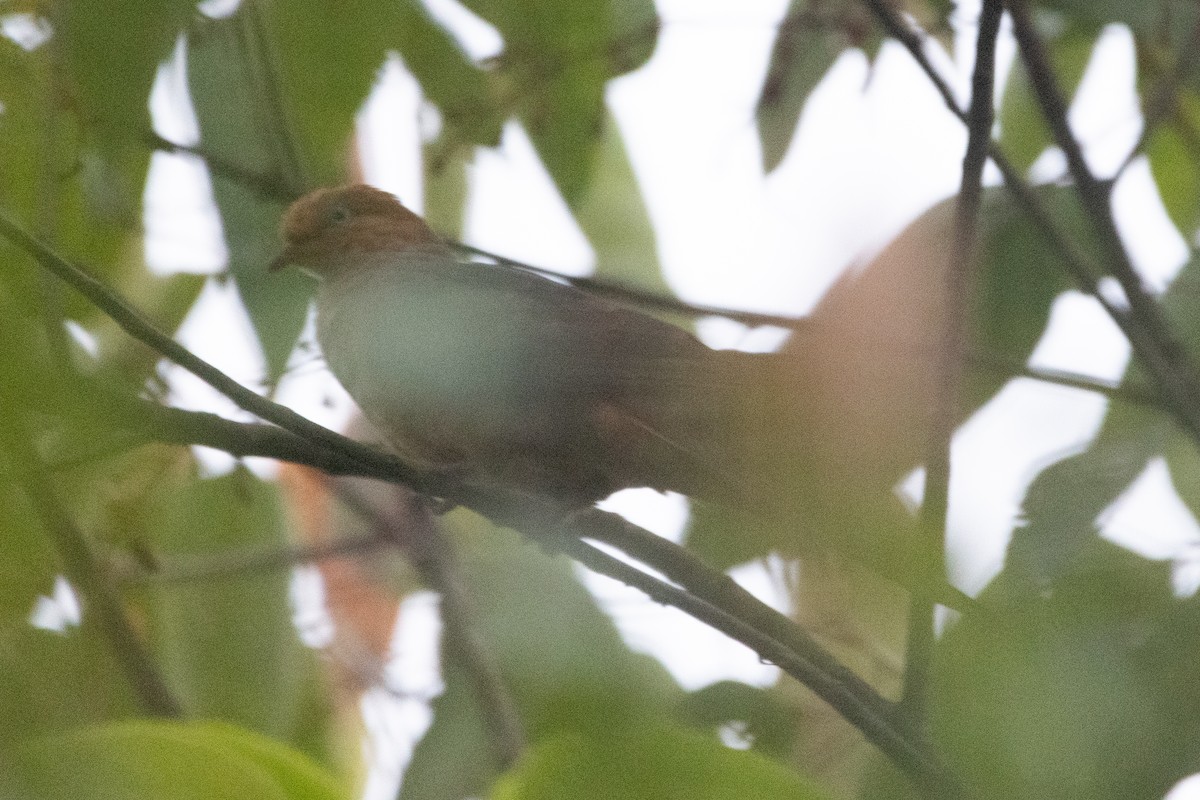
[903,0,1003,727]
[549,533,962,797]
[331,481,527,772]
[1006,2,1200,442]
[0,215,956,792]
[863,0,1200,447]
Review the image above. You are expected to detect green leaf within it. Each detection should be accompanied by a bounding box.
[1000,402,1169,595]
[423,141,472,238]
[394,0,502,148]
[0,463,59,621]
[492,722,829,800]
[187,14,312,380]
[1146,90,1200,236]
[59,0,196,146]
[676,681,801,761]
[402,512,679,800]
[0,41,151,298]
[518,58,609,206]
[263,0,395,184]
[573,114,670,293]
[91,272,207,387]
[1038,1,1198,40]
[756,1,848,173]
[938,545,1200,799]
[972,187,1079,370]
[0,624,141,749]
[147,470,311,742]
[460,0,657,203]
[12,719,349,800]
[1003,239,1200,594]
[998,26,1096,172]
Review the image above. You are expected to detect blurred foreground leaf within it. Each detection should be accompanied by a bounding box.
[10,719,347,800]
[148,470,312,744]
[401,512,679,800]
[493,721,829,800]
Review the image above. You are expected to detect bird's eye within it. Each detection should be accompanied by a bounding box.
[328,206,351,225]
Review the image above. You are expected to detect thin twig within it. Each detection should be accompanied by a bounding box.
[0,424,182,717]
[902,0,1003,727]
[130,530,386,585]
[1007,0,1200,442]
[864,0,1200,445]
[146,131,294,203]
[455,242,806,328]
[331,482,527,773]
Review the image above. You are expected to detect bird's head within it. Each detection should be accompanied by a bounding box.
[270,184,443,278]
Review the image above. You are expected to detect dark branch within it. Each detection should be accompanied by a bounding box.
[331,481,527,771]
[0,214,954,791]
[864,0,1200,446]
[903,0,1003,726]
[1007,0,1200,443]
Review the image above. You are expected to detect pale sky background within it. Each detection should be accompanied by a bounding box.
[123,0,1200,797]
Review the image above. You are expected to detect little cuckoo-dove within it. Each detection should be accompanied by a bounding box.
[269,184,777,508]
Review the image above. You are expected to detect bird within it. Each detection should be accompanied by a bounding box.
[269,185,990,615]
[270,184,780,509]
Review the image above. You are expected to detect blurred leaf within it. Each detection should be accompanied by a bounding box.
[676,680,801,761]
[263,0,394,184]
[402,512,679,800]
[0,450,60,624]
[0,624,141,750]
[0,40,149,302]
[402,657,501,800]
[59,0,195,147]
[573,114,670,293]
[999,26,1096,172]
[461,0,656,203]
[394,1,502,147]
[1004,238,1200,594]
[148,470,311,743]
[90,272,207,386]
[12,719,348,800]
[187,14,312,380]
[938,543,1200,800]
[0,42,40,225]
[492,721,829,800]
[519,58,608,206]
[756,1,852,173]
[972,187,1079,369]
[1000,402,1168,596]
[423,140,472,239]
[1038,1,1198,41]
[1146,90,1200,236]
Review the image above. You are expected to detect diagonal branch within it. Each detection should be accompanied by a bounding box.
[1007,0,1200,442]
[863,0,1200,447]
[0,214,957,793]
[331,481,527,771]
[0,208,431,491]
